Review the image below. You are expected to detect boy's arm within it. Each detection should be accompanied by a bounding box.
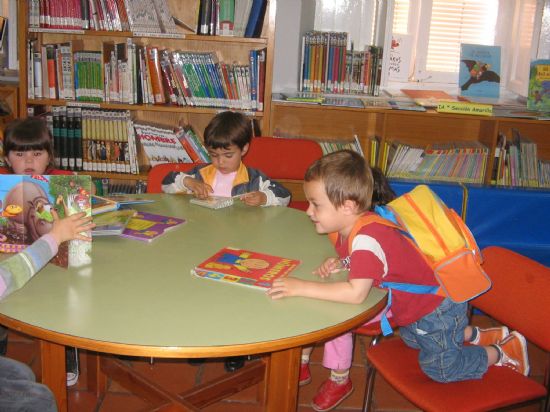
[251,171,291,206]
[161,170,196,194]
[0,234,58,300]
[268,277,374,304]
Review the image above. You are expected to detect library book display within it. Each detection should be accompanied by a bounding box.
[0,194,387,412]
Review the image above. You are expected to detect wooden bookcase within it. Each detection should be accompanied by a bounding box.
[269,101,550,186]
[17,0,277,186]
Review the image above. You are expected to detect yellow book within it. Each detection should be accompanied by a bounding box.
[436,101,493,116]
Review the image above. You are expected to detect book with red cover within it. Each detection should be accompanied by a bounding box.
[192,247,300,290]
[121,211,185,242]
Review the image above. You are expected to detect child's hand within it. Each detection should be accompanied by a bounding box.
[184,178,213,199]
[239,191,267,206]
[267,277,306,299]
[49,211,95,246]
[313,257,342,278]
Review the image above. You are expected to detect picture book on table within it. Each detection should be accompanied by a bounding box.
[459,44,501,99]
[192,247,300,290]
[120,211,185,242]
[190,196,235,209]
[92,209,137,236]
[0,175,92,267]
[91,194,155,215]
[527,59,550,112]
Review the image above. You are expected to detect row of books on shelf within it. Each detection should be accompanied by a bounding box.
[30,106,210,175]
[27,38,267,111]
[196,0,267,38]
[27,0,181,36]
[493,129,550,188]
[299,30,383,96]
[378,140,489,184]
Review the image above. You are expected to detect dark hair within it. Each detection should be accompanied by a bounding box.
[203,111,252,150]
[370,167,396,208]
[305,150,374,212]
[3,117,55,170]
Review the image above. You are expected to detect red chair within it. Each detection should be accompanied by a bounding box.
[363,246,550,412]
[146,162,204,193]
[243,137,323,210]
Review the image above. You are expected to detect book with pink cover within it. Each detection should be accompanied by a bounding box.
[192,246,300,290]
[120,211,185,242]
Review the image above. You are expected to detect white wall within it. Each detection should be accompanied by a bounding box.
[272,0,315,92]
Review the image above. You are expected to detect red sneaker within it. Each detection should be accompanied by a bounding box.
[312,378,353,412]
[299,362,311,386]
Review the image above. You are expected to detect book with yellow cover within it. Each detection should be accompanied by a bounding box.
[192,247,300,290]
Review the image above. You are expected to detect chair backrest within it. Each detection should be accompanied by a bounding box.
[472,246,550,351]
[146,162,203,193]
[243,137,323,180]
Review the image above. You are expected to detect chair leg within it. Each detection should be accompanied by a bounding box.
[363,363,377,412]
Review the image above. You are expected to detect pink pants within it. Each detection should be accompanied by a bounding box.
[322,309,391,370]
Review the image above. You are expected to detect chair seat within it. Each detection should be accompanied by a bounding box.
[367,338,546,412]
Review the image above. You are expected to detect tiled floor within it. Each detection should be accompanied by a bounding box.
[4,315,546,411]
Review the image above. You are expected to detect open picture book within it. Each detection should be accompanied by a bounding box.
[192,247,301,290]
[0,175,92,267]
[91,194,155,215]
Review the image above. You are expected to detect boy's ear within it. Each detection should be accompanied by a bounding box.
[241,143,250,156]
[341,199,360,215]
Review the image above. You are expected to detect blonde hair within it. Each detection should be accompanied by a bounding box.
[305,150,373,212]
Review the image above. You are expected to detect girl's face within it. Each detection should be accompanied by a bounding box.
[6,149,50,175]
[207,143,249,175]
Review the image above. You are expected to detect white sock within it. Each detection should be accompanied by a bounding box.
[330,369,349,384]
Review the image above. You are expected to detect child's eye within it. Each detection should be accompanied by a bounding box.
[33,151,44,156]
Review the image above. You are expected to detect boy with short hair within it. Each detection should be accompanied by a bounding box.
[162,111,290,206]
[268,150,528,412]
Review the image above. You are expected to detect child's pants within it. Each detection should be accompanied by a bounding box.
[399,298,488,382]
[322,309,392,370]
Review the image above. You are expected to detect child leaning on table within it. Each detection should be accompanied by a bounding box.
[161,111,291,206]
[2,117,82,388]
[267,150,529,412]
[0,211,94,412]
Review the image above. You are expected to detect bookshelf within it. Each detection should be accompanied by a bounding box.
[269,101,550,187]
[17,0,277,190]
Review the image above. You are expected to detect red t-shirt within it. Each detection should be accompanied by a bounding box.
[335,212,444,327]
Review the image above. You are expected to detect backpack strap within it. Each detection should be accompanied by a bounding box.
[378,281,440,335]
[328,213,401,249]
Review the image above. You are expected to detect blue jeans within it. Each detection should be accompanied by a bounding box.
[0,356,57,412]
[399,298,488,383]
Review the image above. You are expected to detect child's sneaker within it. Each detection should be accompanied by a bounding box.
[495,331,530,376]
[299,362,311,386]
[66,347,79,387]
[471,326,509,346]
[312,378,353,412]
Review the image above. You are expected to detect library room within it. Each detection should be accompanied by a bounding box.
[0,1,549,411]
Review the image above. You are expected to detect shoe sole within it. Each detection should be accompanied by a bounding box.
[311,386,354,412]
[299,376,312,386]
[511,331,530,376]
[66,373,79,387]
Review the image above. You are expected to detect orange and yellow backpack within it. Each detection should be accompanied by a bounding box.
[329,184,491,335]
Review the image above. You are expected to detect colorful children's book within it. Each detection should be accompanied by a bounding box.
[189,196,234,209]
[527,59,550,112]
[120,211,185,242]
[91,195,155,215]
[0,175,92,267]
[459,44,501,99]
[192,247,300,290]
[92,209,137,236]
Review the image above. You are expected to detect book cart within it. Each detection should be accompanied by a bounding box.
[269,101,550,187]
[18,0,277,190]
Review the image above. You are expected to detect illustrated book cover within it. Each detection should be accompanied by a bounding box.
[91,195,154,215]
[459,44,501,99]
[120,211,186,242]
[192,247,300,290]
[92,209,137,236]
[0,175,92,267]
[527,59,550,112]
